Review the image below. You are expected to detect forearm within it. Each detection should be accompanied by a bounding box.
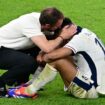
[46,36,64,52]
[31,35,64,53]
[43,48,72,62]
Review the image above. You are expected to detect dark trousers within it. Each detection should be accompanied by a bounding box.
[0,46,40,87]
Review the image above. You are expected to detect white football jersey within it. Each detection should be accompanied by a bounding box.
[64,28,105,94]
[0,12,44,50]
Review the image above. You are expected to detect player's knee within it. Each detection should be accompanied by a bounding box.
[48,59,65,68]
[53,58,67,66]
[55,57,75,65]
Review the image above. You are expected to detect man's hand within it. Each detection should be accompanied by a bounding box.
[60,24,77,40]
[37,52,54,63]
[36,52,46,64]
[42,54,52,63]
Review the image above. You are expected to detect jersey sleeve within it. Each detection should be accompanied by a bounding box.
[64,34,87,54]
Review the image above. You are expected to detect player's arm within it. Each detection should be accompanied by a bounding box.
[42,47,73,62]
[31,24,77,53]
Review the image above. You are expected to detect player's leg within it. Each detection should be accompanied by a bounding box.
[53,57,98,98]
[8,56,98,98]
[52,56,77,87]
[8,56,76,97]
[8,63,58,98]
[21,64,57,94]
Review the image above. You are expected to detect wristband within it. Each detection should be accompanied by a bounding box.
[59,36,64,41]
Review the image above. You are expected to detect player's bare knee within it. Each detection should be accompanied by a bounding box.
[48,62,56,68]
[55,58,66,65]
[48,59,65,68]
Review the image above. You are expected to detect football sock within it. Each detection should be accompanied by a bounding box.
[25,64,57,94]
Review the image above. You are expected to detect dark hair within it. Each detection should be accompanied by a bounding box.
[39,7,64,26]
[61,17,72,28]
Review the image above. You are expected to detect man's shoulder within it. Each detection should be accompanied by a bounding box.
[18,12,40,25]
[20,12,40,18]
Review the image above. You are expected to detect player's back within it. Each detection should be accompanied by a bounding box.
[74,28,105,94]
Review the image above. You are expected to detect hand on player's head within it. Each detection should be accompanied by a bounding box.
[60,24,77,40]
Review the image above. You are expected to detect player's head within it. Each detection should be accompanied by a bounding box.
[40,7,64,31]
[61,17,73,28]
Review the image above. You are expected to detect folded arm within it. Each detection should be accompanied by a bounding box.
[31,24,77,53]
[42,47,73,62]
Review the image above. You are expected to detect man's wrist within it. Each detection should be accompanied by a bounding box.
[58,36,65,41]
